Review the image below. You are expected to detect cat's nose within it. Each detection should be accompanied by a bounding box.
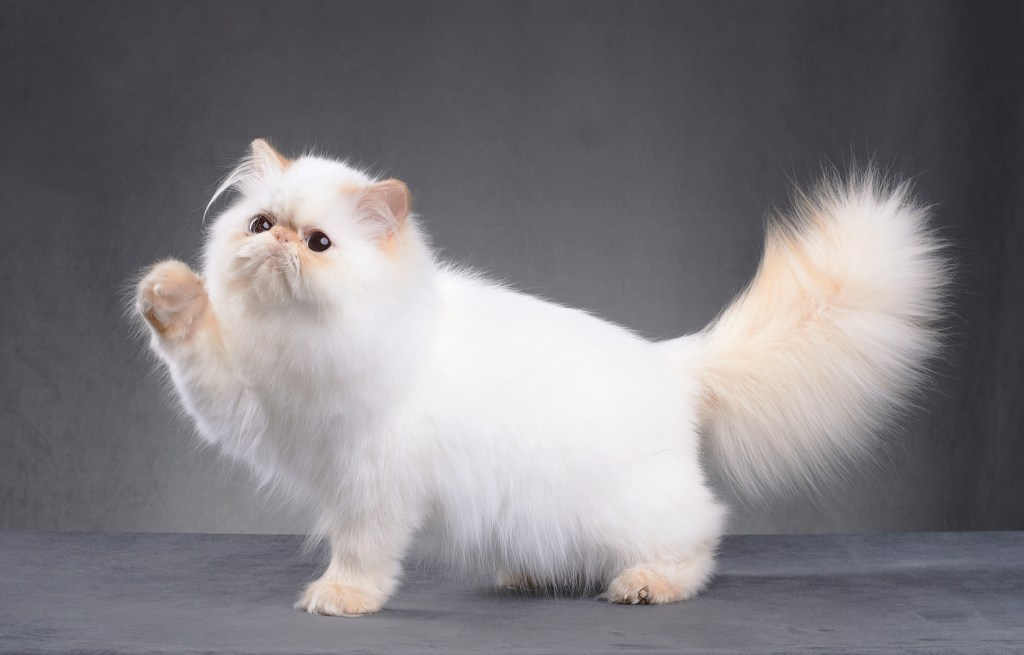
[270,226,293,243]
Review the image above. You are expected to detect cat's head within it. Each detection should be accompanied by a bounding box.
[204,139,432,315]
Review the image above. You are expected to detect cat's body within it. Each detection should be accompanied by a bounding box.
[137,140,947,615]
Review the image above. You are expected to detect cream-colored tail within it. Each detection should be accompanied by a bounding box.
[691,172,950,497]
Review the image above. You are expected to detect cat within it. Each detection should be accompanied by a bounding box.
[136,139,948,616]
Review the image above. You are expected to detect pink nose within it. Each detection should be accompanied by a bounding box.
[270,226,292,243]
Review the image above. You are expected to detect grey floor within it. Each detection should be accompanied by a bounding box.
[2,531,1022,654]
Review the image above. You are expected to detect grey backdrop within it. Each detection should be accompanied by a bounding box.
[1,0,1021,535]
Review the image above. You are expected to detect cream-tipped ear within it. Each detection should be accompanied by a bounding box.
[249,138,290,176]
[357,179,410,237]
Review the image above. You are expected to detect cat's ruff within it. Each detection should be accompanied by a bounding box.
[137,139,948,615]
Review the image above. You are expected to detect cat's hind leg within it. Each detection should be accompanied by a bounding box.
[602,542,717,605]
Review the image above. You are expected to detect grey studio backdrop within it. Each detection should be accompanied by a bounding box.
[1,0,1021,536]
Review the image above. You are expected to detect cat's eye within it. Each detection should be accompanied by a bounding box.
[249,214,274,234]
[306,231,332,252]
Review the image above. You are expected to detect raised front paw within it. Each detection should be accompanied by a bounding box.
[136,260,209,340]
[295,579,385,617]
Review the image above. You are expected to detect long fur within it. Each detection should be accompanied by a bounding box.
[136,143,949,614]
[688,172,949,497]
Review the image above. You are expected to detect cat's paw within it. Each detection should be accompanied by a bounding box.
[295,579,385,617]
[603,570,673,605]
[136,260,208,340]
[603,549,716,605]
[497,570,561,594]
[497,570,539,591]
[603,564,700,605]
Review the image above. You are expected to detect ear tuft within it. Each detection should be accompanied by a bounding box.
[357,178,411,238]
[249,138,290,176]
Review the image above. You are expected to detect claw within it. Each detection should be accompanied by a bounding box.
[637,585,650,604]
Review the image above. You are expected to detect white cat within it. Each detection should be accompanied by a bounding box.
[136,139,948,616]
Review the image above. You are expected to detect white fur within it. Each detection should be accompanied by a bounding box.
[137,146,948,615]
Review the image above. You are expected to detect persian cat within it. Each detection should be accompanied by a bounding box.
[136,139,947,616]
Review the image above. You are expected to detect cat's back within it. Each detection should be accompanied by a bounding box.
[423,266,695,435]
[433,265,652,363]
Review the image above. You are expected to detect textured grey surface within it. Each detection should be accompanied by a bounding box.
[2,531,1023,654]
[1,0,1023,535]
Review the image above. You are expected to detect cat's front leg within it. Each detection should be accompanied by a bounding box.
[136,259,210,341]
[297,516,414,617]
[136,260,239,437]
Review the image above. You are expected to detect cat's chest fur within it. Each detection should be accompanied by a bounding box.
[210,299,432,505]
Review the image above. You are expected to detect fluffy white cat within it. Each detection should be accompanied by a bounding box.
[136,139,948,616]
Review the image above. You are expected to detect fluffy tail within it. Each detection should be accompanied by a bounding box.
[691,171,950,497]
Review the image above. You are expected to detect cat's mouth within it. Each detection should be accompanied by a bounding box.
[259,249,298,274]
[236,237,293,267]
[233,241,303,297]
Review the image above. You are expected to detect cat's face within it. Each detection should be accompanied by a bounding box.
[204,140,418,314]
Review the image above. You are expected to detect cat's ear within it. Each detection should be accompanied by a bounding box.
[356,179,410,239]
[249,138,290,176]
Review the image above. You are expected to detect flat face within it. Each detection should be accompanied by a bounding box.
[205,151,414,314]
